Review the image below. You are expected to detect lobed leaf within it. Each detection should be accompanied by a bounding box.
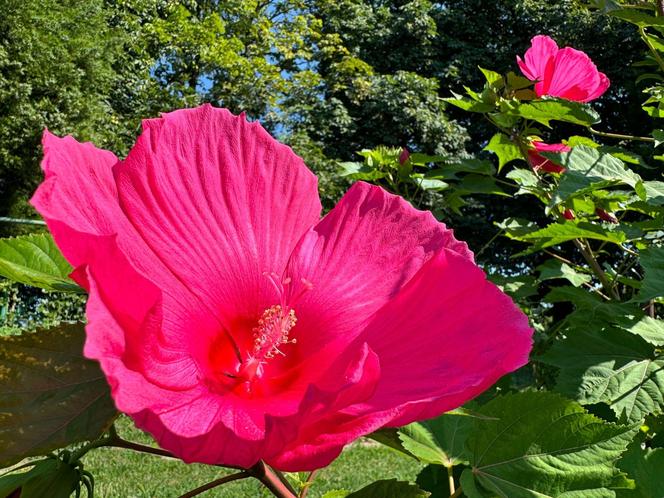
[547,146,642,205]
[541,327,664,423]
[461,391,637,498]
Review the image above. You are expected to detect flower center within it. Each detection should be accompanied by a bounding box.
[252,304,298,360]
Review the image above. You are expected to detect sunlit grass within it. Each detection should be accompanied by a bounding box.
[80,417,423,497]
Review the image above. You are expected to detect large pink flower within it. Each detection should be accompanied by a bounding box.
[517,35,610,102]
[31,105,532,471]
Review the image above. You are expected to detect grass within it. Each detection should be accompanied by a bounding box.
[79,417,423,497]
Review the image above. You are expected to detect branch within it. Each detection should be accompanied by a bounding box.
[247,461,298,498]
[572,239,619,299]
[589,127,655,142]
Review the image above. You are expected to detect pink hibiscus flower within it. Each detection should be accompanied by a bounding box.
[32,105,532,471]
[517,35,610,102]
[527,141,570,173]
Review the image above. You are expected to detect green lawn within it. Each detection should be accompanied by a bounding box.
[80,417,423,497]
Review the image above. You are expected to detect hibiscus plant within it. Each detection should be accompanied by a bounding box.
[0,2,664,498]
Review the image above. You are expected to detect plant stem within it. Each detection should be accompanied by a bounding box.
[247,461,298,498]
[299,470,319,498]
[107,438,178,459]
[447,466,456,495]
[273,469,298,495]
[589,127,655,143]
[178,472,249,498]
[450,486,463,498]
[572,239,619,299]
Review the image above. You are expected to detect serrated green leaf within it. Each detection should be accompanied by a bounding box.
[510,99,600,127]
[463,391,638,497]
[0,324,118,468]
[443,96,495,113]
[541,327,664,422]
[618,442,664,497]
[637,245,664,301]
[0,234,82,293]
[537,259,592,287]
[626,316,664,346]
[515,221,630,255]
[346,479,429,497]
[544,287,645,331]
[338,162,387,181]
[484,133,522,171]
[399,414,472,467]
[547,146,643,205]
[412,177,449,191]
[506,168,539,192]
[495,217,539,239]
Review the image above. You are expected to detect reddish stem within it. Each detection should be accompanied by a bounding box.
[247,461,297,498]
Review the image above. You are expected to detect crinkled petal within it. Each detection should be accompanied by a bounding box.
[281,181,471,362]
[517,34,558,82]
[31,127,230,356]
[114,105,321,324]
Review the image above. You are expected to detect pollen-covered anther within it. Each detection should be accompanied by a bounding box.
[252,304,298,360]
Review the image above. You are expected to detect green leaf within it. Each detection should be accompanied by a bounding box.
[0,234,82,293]
[412,177,449,191]
[443,96,495,113]
[0,458,80,498]
[338,162,387,181]
[652,129,664,148]
[537,259,592,287]
[479,66,503,88]
[548,146,643,205]
[618,443,664,497]
[506,168,539,196]
[484,133,522,171]
[489,274,538,300]
[626,316,664,346]
[515,221,630,255]
[346,479,429,497]
[611,9,664,27]
[399,414,472,467]
[637,245,664,301]
[541,327,664,422]
[462,391,638,497]
[642,181,664,206]
[510,99,600,127]
[0,323,118,468]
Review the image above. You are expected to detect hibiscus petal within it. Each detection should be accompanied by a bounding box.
[547,47,606,102]
[272,248,532,469]
[114,105,322,324]
[359,247,532,421]
[517,34,558,82]
[283,181,472,357]
[30,131,121,269]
